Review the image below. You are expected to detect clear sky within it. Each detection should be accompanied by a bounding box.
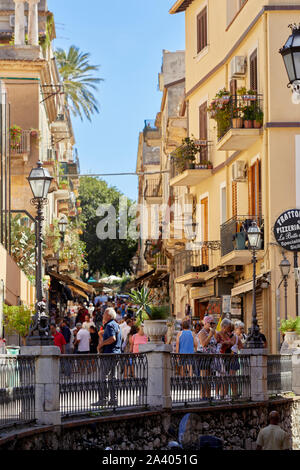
[49,0,185,201]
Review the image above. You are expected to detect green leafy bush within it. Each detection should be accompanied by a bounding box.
[3,304,34,338]
[280,317,300,334]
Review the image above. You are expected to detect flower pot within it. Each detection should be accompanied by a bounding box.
[185,162,195,170]
[232,118,244,129]
[244,120,253,129]
[253,120,262,129]
[280,331,300,353]
[143,320,168,344]
[242,95,257,101]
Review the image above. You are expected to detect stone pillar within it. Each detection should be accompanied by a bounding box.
[242,349,268,401]
[28,0,40,46]
[139,343,172,410]
[13,0,26,46]
[292,353,300,395]
[21,345,61,426]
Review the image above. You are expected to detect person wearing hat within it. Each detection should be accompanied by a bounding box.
[198,316,218,353]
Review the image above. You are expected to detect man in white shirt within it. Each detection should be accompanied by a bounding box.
[256,411,290,450]
[75,323,90,354]
[82,314,95,331]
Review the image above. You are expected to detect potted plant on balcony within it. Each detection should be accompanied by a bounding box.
[216,87,231,104]
[280,317,300,353]
[208,91,231,139]
[253,107,264,129]
[129,287,169,343]
[232,103,244,128]
[242,104,255,128]
[173,137,199,172]
[10,125,22,150]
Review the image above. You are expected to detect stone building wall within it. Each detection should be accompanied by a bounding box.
[1,398,300,451]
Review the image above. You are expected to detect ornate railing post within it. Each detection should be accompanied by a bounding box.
[21,345,61,425]
[139,344,172,410]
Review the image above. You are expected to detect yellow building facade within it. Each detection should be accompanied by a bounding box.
[168,0,300,352]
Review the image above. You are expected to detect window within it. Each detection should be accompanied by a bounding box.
[197,7,207,54]
[221,185,227,224]
[250,49,258,91]
[199,101,208,161]
[248,159,262,217]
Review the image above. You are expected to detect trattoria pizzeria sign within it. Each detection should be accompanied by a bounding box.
[274,209,300,252]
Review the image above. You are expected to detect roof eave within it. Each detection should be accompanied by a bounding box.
[169,0,194,14]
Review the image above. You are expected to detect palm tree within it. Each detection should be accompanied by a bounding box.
[55,45,103,121]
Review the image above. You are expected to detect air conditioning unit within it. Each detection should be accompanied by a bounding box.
[10,15,28,28]
[232,161,247,182]
[230,56,246,79]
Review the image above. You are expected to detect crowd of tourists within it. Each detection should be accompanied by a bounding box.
[49,294,148,355]
[49,293,267,357]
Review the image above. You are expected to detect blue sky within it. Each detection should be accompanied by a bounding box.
[49,0,185,201]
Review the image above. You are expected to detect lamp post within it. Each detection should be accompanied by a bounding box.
[279,257,291,321]
[279,24,300,104]
[245,221,265,349]
[27,161,53,346]
[58,214,68,241]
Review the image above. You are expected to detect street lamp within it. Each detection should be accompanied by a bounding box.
[279,24,300,104]
[27,161,53,346]
[245,221,265,349]
[58,214,68,240]
[279,257,291,320]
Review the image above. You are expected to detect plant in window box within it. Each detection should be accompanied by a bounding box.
[216,88,231,104]
[245,89,257,101]
[280,317,300,353]
[242,104,256,128]
[253,107,264,129]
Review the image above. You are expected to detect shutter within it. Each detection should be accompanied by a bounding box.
[250,49,258,91]
[230,79,237,96]
[248,166,253,216]
[232,182,237,217]
[199,101,208,162]
[197,7,207,54]
[256,291,263,331]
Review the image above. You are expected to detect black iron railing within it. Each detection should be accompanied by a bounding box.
[170,141,212,179]
[144,179,162,198]
[0,356,35,428]
[267,355,293,396]
[213,94,263,141]
[59,354,148,417]
[220,215,264,257]
[171,354,251,405]
[174,249,209,278]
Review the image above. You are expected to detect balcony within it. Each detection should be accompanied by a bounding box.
[153,252,168,272]
[144,179,162,203]
[174,248,209,285]
[214,94,263,151]
[208,92,264,151]
[10,130,30,162]
[170,140,213,187]
[143,119,161,145]
[220,215,264,266]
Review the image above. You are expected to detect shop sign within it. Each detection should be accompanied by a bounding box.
[273,209,300,252]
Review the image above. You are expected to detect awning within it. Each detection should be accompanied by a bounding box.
[68,285,89,300]
[231,274,264,297]
[134,269,155,285]
[49,271,95,295]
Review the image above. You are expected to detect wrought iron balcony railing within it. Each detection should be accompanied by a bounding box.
[174,248,209,279]
[209,94,263,141]
[10,130,30,156]
[220,215,264,257]
[170,140,212,179]
[144,179,162,199]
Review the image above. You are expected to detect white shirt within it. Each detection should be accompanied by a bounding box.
[120,323,131,342]
[77,328,90,352]
[82,320,95,331]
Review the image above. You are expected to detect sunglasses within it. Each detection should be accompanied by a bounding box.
[210,322,216,326]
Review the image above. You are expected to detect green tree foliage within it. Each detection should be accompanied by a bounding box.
[55,45,103,121]
[79,177,138,276]
[3,304,33,338]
